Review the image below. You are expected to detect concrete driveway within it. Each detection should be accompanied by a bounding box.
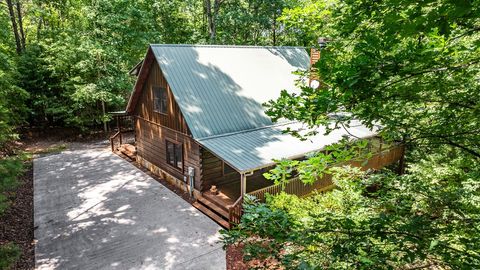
[34,143,225,270]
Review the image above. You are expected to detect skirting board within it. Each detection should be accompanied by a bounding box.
[137,155,202,199]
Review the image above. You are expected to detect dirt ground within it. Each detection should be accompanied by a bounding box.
[226,244,248,270]
[0,161,34,270]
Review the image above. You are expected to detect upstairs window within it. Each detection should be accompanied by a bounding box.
[153,86,167,114]
[166,140,183,170]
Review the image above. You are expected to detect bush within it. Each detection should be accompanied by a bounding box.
[0,156,25,215]
[0,243,20,269]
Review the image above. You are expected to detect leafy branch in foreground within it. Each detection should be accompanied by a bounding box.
[223,0,480,268]
[223,151,480,269]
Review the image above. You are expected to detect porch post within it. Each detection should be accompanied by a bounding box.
[240,173,246,196]
[116,115,121,133]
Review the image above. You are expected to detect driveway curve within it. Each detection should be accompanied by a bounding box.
[34,143,225,270]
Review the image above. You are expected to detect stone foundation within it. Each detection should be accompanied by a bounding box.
[137,155,202,199]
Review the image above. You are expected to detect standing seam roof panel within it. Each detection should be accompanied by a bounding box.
[151,45,310,139]
[197,121,378,172]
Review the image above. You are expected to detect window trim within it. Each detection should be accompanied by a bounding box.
[153,86,168,115]
[166,139,183,172]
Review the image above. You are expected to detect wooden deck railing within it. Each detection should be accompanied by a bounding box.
[248,173,335,203]
[228,196,244,226]
[110,131,122,152]
[225,142,404,226]
[248,143,405,202]
[110,115,135,132]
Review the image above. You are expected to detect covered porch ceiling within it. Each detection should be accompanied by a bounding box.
[197,120,378,174]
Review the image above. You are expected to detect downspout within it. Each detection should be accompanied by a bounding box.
[240,171,254,197]
[240,173,246,196]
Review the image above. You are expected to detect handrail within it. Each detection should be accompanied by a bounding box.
[221,140,405,226]
[228,195,244,226]
[110,131,122,152]
[248,143,405,202]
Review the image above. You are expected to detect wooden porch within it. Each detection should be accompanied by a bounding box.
[196,140,405,228]
[109,112,136,160]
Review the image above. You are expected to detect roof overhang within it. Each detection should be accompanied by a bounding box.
[125,47,155,114]
[128,60,144,76]
[108,110,129,116]
[197,121,378,174]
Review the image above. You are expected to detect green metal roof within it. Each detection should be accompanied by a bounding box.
[197,120,378,173]
[150,44,310,139]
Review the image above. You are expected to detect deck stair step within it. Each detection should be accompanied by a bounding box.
[202,191,235,209]
[118,144,137,161]
[196,196,229,218]
[193,201,230,229]
[123,144,137,154]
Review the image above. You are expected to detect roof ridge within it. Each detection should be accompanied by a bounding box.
[150,44,306,49]
[197,121,297,142]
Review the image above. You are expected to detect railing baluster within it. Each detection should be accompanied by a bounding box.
[247,142,403,202]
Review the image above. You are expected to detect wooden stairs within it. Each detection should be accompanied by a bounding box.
[193,195,232,229]
[117,144,137,161]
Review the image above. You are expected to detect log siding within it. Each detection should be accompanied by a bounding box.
[133,59,203,190]
[134,59,190,134]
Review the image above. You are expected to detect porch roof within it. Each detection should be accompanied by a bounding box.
[196,121,377,173]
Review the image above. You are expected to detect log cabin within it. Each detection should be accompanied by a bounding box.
[113,44,404,228]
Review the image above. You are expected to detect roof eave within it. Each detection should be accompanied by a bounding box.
[125,47,155,113]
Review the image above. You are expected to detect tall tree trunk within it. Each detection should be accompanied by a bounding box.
[16,0,25,50]
[204,0,222,43]
[212,0,221,42]
[272,12,277,46]
[5,0,22,54]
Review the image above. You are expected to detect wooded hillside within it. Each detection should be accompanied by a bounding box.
[0,0,479,269]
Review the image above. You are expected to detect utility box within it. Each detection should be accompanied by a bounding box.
[187,167,195,177]
[187,166,195,197]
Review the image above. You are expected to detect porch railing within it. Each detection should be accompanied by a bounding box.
[110,131,122,152]
[228,196,244,226]
[109,114,134,133]
[248,173,335,203]
[108,113,135,152]
[248,143,405,202]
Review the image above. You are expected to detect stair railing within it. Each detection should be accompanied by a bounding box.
[110,131,122,152]
[228,196,244,226]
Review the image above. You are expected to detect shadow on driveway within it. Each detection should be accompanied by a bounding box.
[34,143,225,270]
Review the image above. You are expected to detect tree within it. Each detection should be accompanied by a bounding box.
[223,0,480,268]
[5,0,24,54]
[215,0,299,45]
[204,0,224,43]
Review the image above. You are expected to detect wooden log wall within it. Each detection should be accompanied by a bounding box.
[134,60,190,134]
[200,148,272,192]
[133,59,203,189]
[200,149,240,191]
[135,118,202,189]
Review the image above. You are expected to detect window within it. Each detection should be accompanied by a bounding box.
[153,86,167,114]
[223,162,236,175]
[166,140,183,170]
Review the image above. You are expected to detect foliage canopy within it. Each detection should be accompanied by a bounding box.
[223,0,480,268]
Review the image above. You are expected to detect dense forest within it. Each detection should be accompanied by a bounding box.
[1,0,479,269]
[0,0,313,267]
[0,0,310,136]
[222,0,480,269]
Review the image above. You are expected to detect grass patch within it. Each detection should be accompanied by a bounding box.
[0,243,21,269]
[32,143,67,155]
[0,155,26,215]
